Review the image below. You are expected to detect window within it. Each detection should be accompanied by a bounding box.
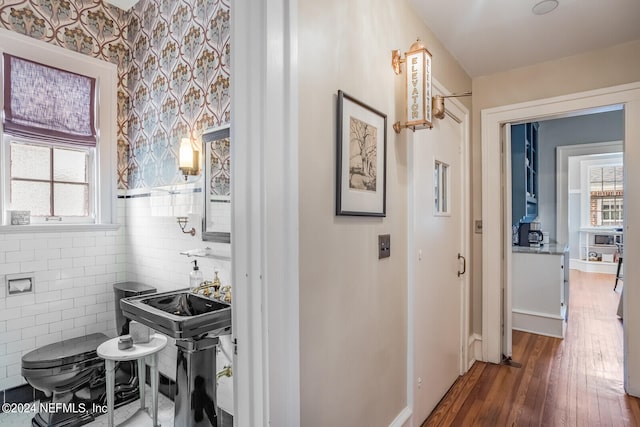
[434,160,449,214]
[7,141,93,222]
[0,29,117,228]
[3,53,96,223]
[589,165,623,227]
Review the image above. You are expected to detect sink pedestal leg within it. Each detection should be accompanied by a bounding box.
[174,336,220,427]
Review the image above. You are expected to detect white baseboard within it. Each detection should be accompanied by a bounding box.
[468,333,483,366]
[570,258,618,274]
[389,406,412,427]
[626,382,640,399]
[512,309,565,338]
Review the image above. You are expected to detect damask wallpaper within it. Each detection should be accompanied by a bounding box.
[0,0,231,189]
[0,0,131,188]
[127,0,230,188]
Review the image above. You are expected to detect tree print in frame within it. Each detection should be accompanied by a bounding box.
[336,90,387,216]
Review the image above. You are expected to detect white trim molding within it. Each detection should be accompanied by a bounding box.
[389,407,412,427]
[512,309,565,339]
[467,334,483,370]
[231,1,300,426]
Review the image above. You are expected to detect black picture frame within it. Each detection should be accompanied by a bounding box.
[336,90,387,216]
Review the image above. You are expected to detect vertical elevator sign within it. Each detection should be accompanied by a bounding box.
[405,45,432,130]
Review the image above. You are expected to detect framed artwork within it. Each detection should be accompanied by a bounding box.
[336,90,387,216]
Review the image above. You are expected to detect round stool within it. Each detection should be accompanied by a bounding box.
[97,333,168,427]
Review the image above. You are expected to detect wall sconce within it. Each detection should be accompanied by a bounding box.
[432,92,472,120]
[177,216,196,236]
[179,137,200,180]
[391,39,433,133]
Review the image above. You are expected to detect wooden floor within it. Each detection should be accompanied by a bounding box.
[422,270,640,427]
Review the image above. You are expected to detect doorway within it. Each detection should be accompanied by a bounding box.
[481,82,640,396]
[507,112,624,356]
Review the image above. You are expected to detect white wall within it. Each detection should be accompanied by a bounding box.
[0,200,127,391]
[297,0,470,425]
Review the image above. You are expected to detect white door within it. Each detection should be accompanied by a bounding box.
[410,105,466,423]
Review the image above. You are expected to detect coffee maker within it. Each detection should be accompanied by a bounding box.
[518,222,543,247]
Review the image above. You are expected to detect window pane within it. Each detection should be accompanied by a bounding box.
[442,164,448,213]
[10,180,50,216]
[434,162,440,212]
[10,143,50,180]
[54,148,88,183]
[615,166,623,191]
[53,183,88,216]
[589,167,602,183]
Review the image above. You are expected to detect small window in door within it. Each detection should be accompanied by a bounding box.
[434,160,449,215]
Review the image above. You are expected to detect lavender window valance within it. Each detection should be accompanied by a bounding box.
[3,53,96,146]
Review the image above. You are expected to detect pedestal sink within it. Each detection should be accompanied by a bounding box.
[120,289,231,339]
[121,289,231,427]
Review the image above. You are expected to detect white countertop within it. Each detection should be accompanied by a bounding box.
[512,243,568,256]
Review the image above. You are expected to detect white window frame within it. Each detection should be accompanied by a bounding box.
[0,29,118,231]
[579,155,623,229]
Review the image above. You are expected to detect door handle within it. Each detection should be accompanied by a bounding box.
[458,253,466,277]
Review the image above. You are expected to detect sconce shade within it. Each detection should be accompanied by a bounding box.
[179,137,200,178]
[392,39,433,133]
[405,41,432,130]
[179,138,194,169]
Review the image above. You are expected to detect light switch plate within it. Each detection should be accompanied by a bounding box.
[475,220,483,234]
[379,234,391,259]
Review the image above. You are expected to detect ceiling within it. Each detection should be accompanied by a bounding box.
[410,0,640,78]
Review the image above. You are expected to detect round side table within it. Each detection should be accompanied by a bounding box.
[97,334,168,427]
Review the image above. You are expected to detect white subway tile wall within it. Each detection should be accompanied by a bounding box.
[1,187,234,405]
[0,199,126,391]
[125,185,232,381]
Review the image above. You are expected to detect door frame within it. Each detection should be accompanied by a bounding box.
[406,78,471,426]
[481,82,640,396]
[231,1,300,426]
[556,140,623,255]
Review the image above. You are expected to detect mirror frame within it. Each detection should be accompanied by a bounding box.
[202,125,231,243]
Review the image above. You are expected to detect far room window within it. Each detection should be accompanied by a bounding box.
[589,165,624,227]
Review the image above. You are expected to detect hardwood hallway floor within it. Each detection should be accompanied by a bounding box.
[422,270,640,426]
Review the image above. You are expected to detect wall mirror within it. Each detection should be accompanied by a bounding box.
[202,125,231,243]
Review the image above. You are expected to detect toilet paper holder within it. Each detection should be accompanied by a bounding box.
[6,273,34,295]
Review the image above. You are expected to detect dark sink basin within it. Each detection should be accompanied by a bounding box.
[120,289,231,339]
[144,292,229,317]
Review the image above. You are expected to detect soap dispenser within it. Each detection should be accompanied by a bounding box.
[189,260,203,292]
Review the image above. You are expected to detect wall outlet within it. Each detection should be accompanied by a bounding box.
[379,234,391,259]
